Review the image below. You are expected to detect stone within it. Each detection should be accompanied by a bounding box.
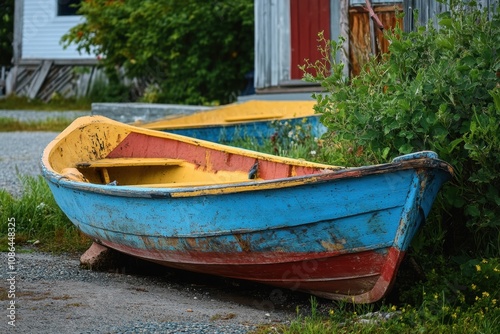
[80,242,121,271]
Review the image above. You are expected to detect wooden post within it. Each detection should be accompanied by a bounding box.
[10,0,25,94]
[340,0,350,79]
[12,0,24,66]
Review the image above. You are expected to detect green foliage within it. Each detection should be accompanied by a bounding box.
[0,176,91,253]
[86,69,131,103]
[61,0,254,105]
[225,119,323,161]
[271,260,500,333]
[303,2,500,257]
[0,0,14,65]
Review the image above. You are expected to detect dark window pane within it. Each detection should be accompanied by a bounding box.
[58,0,82,16]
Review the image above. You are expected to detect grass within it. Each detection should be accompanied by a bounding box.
[251,289,500,333]
[0,95,90,132]
[0,175,91,253]
[0,117,73,132]
[0,95,91,111]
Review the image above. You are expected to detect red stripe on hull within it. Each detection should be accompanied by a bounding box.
[100,239,404,303]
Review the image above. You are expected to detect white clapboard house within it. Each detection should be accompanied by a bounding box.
[8,0,497,101]
[8,0,97,100]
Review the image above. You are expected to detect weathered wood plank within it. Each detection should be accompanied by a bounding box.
[28,60,52,99]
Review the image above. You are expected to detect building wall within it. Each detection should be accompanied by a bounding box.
[403,0,498,32]
[21,0,93,60]
[254,0,403,91]
[254,0,290,90]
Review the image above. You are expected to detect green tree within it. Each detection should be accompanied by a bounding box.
[62,0,254,105]
[0,0,14,65]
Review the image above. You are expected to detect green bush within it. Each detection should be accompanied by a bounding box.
[61,0,254,105]
[303,1,499,257]
[0,0,14,66]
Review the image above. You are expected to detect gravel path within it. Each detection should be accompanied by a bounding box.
[0,252,301,334]
[0,110,314,333]
[0,110,90,197]
[0,110,90,122]
[0,131,60,197]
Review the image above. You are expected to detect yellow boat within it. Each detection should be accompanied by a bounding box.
[138,100,326,143]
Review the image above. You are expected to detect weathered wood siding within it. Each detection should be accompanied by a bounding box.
[21,0,93,60]
[254,0,291,90]
[403,0,498,31]
[349,4,403,77]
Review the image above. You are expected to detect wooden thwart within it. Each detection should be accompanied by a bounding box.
[76,158,185,169]
[131,179,256,188]
[76,157,185,184]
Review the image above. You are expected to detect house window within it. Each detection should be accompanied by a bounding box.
[58,0,82,16]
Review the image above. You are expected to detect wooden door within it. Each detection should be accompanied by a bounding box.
[290,0,331,80]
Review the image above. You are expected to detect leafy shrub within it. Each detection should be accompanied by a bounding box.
[61,0,254,105]
[303,1,499,257]
[0,0,14,66]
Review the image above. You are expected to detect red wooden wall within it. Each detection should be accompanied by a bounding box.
[290,0,331,80]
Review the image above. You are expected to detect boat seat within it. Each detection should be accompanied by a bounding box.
[75,158,185,184]
[131,179,256,188]
[76,158,185,168]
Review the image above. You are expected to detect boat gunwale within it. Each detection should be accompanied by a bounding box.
[139,99,318,129]
[41,115,453,198]
[42,157,453,199]
[142,114,322,130]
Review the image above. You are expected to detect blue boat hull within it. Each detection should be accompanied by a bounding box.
[41,116,453,302]
[163,115,327,143]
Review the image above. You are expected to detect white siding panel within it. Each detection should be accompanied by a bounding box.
[22,0,93,59]
[254,0,290,89]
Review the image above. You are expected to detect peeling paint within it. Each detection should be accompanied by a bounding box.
[321,240,345,251]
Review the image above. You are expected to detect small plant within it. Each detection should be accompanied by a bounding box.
[228,119,324,161]
[269,118,323,160]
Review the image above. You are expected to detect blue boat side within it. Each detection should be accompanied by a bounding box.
[165,115,327,143]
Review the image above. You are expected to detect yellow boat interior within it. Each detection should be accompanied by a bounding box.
[45,116,341,189]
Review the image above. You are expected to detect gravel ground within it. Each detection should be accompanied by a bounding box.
[0,252,303,334]
[0,131,60,197]
[0,110,90,197]
[0,110,315,333]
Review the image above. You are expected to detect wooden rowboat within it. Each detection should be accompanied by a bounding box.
[41,116,453,303]
[137,100,327,143]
